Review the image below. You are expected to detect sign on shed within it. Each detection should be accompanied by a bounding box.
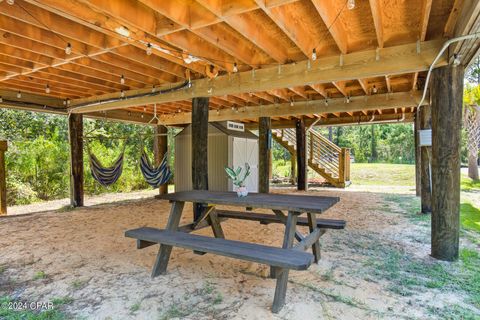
[419,129,432,147]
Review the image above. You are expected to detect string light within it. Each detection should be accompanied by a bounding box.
[347,0,355,10]
[45,84,50,94]
[453,53,461,66]
[324,98,328,106]
[115,26,130,37]
[146,43,153,55]
[65,43,72,55]
[120,90,125,98]
[16,91,21,99]
[346,96,351,104]
[6,0,14,5]
[290,99,294,107]
[120,74,125,84]
[66,98,70,106]
[311,48,317,61]
[372,85,378,94]
[216,109,220,115]
[233,62,238,73]
[0,97,3,103]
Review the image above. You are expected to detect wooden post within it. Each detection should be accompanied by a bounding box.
[192,97,209,220]
[0,140,7,215]
[414,111,421,197]
[258,117,271,193]
[290,151,296,185]
[154,125,168,195]
[69,114,84,207]
[296,117,307,191]
[420,104,432,213]
[431,64,464,261]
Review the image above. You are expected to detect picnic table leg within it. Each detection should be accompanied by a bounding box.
[307,212,321,263]
[272,211,298,313]
[207,210,225,239]
[151,201,185,277]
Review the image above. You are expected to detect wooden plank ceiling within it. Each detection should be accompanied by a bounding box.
[0,0,473,127]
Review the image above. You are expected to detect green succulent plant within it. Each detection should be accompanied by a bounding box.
[225,163,251,187]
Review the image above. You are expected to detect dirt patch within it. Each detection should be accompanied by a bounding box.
[0,188,478,319]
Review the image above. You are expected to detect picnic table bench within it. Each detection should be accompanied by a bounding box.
[125,190,344,313]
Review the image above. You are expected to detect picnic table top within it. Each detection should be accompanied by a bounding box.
[156,190,340,214]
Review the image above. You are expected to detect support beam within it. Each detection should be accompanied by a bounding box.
[158,92,424,125]
[431,64,464,261]
[420,104,432,213]
[154,125,168,195]
[192,97,209,220]
[68,114,84,207]
[259,117,271,193]
[0,141,7,215]
[69,40,446,113]
[414,111,421,197]
[295,117,307,191]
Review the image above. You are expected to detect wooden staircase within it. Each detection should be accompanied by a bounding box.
[272,128,351,188]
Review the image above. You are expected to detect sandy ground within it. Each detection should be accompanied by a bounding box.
[0,187,475,319]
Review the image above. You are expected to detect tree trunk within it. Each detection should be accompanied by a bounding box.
[296,117,307,191]
[69,114,84,207]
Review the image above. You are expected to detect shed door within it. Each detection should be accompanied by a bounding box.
[232,137,258,192]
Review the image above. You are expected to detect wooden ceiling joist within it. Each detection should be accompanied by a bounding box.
[69,40,445,114]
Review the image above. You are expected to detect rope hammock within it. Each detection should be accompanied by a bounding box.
[87,143,126,187]
[140,149,172,188]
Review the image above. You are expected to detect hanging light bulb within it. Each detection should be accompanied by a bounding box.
[347,0,355,10]
[311,48,317,61]
[45,84,50,94]
[233,63,238,73]
[120,90,125,98]
[324,98,328,107]
[16,91,21,99]
[63,99,67,106]
[216,109,220,115]
[146,43,153,55]
[120,74,125,84]
[290,99,294,107]
[66,98,70,106]
[0,97,3,103]
[6,0,14,5]
[151,86,156,93]
[372,85,378,94]
[346,96,351,104]
[65,43,72,55]
[141,113,144,119]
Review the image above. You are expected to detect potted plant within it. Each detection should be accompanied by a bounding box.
[225,163,251,197]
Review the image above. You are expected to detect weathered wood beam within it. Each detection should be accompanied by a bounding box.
[69,40,445,113]
[246,112,414,129]
[154,125,168,195]
[431,64,464,261]
[420,104,432,213]
[0,140,7,215]
[191,97,209,220]
[157,92,424,125]
[412,0,432,91]
[296,117,307,190]
[259,117,272,193]
[68,114,84,207]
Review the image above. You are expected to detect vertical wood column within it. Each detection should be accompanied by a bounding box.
[69,114,84,207]
[154,125,168,195]
[414,111,421,197]
[296,117,307,191]
[258,117,271,193]
[192,97,209,220]
[0,141,7,215]
[431,64,464,261]
[290,151,296,185]
[420,104,432,213]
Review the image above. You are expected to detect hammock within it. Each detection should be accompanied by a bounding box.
[140,150,171,188]
[88,145,125,187]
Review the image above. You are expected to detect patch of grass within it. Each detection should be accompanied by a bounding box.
[461,174,480,192]
[383,194,427,222]
[32,271,46,280]
[0,296,67,320]
[0,265,5,274]
[71,279,87,290]
[350,163,415,186]
[213,293,223,305]
[51,297,73,306]
[427,304,479,320]
[202,281,214,294]
[129,302,141,313]
[57,205,75,213]
[460,203,480,233]
[159,305,191,320]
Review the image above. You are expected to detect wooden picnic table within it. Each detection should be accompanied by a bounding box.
[126,190,342,312]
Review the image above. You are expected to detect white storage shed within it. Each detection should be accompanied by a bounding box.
[174,122,259,193]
